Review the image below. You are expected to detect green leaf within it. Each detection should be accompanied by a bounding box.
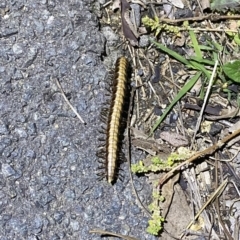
[223,60,240,83]
[150,72,202,134]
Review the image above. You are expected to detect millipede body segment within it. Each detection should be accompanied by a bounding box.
[106,56,130,183]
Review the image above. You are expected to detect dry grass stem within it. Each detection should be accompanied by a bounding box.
[54,78,86,125]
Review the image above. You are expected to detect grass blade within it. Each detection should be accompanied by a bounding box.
[151,39,211,77]
[189,61,211,79]
[189,56,215,66]
[150,72,202,134]
[151,39,190,66]
[189,30,202,58]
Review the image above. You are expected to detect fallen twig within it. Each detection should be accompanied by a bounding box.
[159,14,240,24]
[89,229,139,240]
[159,128,240,186]
[54,78,86,125]
[127,87,151,217]
[180,179,228,239]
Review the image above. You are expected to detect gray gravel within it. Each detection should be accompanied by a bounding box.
[0,0,156,239]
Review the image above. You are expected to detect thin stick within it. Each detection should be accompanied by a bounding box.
[102,0,112,8]
[210,148,240,162]
[191,60,218,148]
[180,179,228,238]
[127,88,151,217]
[181,27,239,33]
[159,127,240,186]
[157,13,240,24]
[55,78,86,125]
[89,229,139,240]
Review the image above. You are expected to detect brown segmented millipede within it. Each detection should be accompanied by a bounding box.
[97,56,130,184]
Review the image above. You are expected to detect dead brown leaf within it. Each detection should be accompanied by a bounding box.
[161,184,192,240]
[121,0,138,46]
[131,127,171,155]
[160,131,189,147]
[206,106,240,120]
[184,102,223,116]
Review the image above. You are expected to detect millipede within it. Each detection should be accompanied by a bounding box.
[97,56,130,184]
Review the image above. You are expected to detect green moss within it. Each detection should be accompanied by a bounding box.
[151,156,163,165]
[142,16,162,36]
[131,160,148,173]
[167,152,183,166]
[142,16,180,36]
[147,215,165,235]
[146,191,165,235]
[152,192,165,202]
[131,151,187,174]
[131,148,193,235]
